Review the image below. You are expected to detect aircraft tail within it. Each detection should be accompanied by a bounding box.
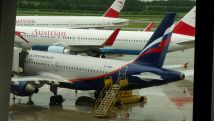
[133,13,177,68]
[103,0,126,18]
[173,6,195,36]
[144,22,155,32]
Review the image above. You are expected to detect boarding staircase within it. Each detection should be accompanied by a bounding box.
[94,66,128,118]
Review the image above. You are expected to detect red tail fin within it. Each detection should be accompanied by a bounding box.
[173,6,195,36]
[103,0,126,18]
[103,28,120,46]
[144,22,155,32]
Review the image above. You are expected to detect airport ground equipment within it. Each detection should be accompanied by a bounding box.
[94,68,127,118]
[95,83,121,118]
[94,68,147,118]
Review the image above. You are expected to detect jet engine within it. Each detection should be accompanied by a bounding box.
[11,81,39,96]
[32,45,49,51]
[48,46,70,54]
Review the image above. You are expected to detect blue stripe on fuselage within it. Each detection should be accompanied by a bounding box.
[100,48,141,55]
[58,63,182,91]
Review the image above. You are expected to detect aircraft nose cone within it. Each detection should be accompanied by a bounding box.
[180,74,185,80]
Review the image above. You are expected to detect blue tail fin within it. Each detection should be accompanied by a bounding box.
[133,12,177,68]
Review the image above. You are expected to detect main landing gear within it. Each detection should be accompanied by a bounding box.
[27,95,34,105]
[49,85,64,106]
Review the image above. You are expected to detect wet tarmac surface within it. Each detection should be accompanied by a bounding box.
[9,48,194,121]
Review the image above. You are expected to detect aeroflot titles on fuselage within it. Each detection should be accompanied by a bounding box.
[29,54,55,60]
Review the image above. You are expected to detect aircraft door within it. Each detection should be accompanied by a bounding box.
[118,66,128,86]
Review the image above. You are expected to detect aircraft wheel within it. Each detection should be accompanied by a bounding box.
[56,95,64,104]
[140,96,147,102]
[27,100,34,105]
[100,54,106,58]
[49,95,64,106]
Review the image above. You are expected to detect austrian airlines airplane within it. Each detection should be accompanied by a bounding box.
[16,0,129,28]
[12,13,192,105]
[15,6,195,56]
[101,6,195,55]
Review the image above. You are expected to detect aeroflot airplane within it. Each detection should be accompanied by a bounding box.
[16,0,129,28]
[15,6,195,56]
[12,13,192,105]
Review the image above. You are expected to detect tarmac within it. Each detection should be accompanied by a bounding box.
[8,48,194,121]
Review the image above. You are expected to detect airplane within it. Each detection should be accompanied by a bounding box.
[15,28,121,55]
[11,12,191,106]
[16,0,129,29]
[14,6,195,56]
[100,6,195,55]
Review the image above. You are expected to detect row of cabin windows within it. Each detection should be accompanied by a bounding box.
[17,23,109,26]
[25,60,108,74]
[23,34,148,43]
[22,34,172,44]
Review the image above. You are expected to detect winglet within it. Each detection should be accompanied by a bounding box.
[103,0,126,18]
[102,28,120,46]
[144,22,155,31]
[15,31,30,44]
[132,13,177,68]
[183,62,189,69]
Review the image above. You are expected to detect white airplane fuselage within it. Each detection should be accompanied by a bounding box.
[22,49,183,91]
[24,50,126,81]
[16,16,129,28]
[15,26,194,54]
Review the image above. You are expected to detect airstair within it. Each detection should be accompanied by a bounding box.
[94,67,128,118]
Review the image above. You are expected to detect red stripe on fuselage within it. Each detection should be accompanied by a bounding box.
[104,8,119,18]
[173,21,195,36]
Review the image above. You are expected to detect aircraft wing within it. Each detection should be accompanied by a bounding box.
[12,72,70,85]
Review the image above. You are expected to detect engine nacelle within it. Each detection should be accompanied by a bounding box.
[48,46,70,54]
[11,81,39,96]
[32,45,49,51]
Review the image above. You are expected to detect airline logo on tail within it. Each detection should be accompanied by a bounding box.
[103,0,126,18]
[133,13,177,68]
[173,6,195,36]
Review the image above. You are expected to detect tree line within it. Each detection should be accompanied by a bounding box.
[17,0,195,14]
